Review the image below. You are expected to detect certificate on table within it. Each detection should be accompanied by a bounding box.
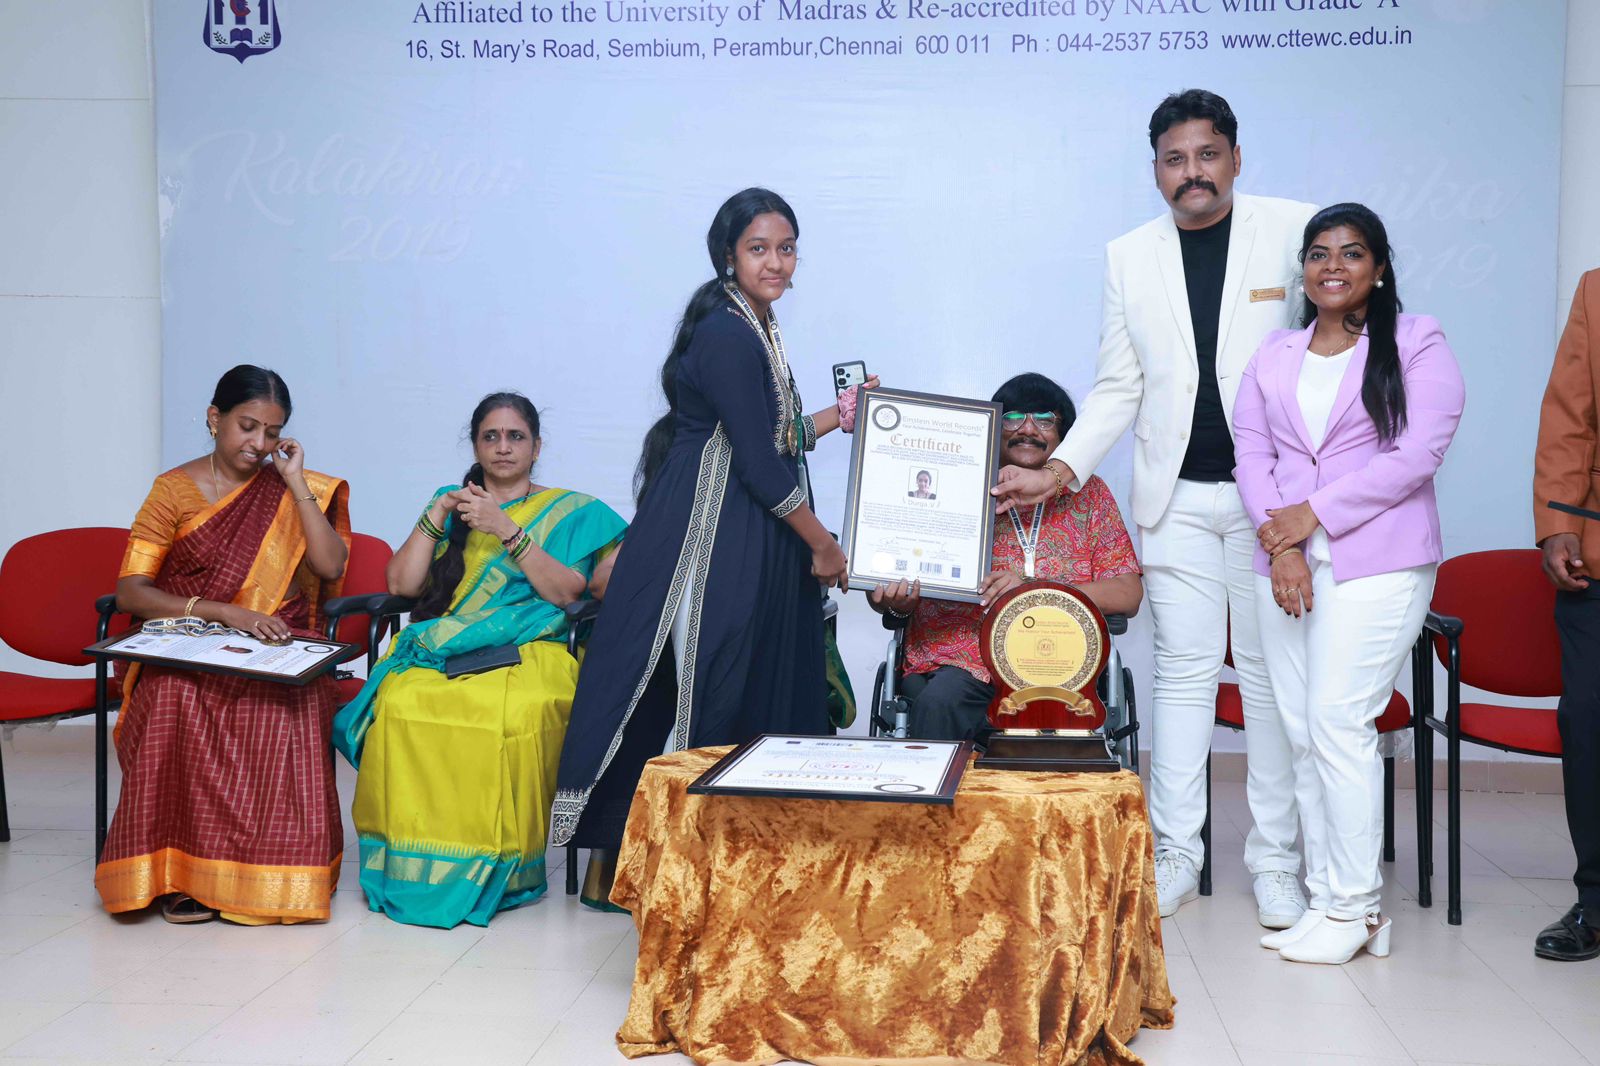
[841,388,1002,603]
[687,734,972,804]
[86,628,358,686]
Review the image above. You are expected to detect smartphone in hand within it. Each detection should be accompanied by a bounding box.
[832,361,867,397]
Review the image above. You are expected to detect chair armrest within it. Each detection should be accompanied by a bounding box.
[366,594,419,620]
[565,598,602,659]
[95,594,119,640]
[1424,610,1462,639]
[1106,614,1128,637]
[565,599,602,626]
[322,593,374,622]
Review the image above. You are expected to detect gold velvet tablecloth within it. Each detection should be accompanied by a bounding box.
[611,747,1175,1066]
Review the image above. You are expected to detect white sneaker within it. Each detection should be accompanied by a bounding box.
[1260,908,1326,950]
[1254,870,1308,929]
[1155,852,1200,917]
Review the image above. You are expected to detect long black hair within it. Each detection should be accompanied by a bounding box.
[633,187,799,504]
[211,364,292,420]
[1298,203,1406,442]
[411,391,541,622]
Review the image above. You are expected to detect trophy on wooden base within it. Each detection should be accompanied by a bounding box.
[977,580,1122,773]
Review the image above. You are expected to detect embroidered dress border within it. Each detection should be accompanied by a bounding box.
[549,426,732,847]
[800,414,818,452]
[671,427,731,751]
[723,284,801,457]
[772,485,806,518]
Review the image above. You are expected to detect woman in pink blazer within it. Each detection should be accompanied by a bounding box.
[1233,203,1465,964]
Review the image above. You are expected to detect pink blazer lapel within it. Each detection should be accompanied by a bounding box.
[1321,335,1371,445]
[1274,325,1317,454]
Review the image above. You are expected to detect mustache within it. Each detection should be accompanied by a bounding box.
[1173,177,1218,201]
[1006,435,1047,449]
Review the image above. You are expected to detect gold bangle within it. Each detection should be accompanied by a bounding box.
[297,493,316,503]
[184,595,201,618]
[1047,461,1065,497]
[1272,547,1304,560]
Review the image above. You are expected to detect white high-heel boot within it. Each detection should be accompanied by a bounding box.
[1261,908,1327,950]
[1279,914,1391,964]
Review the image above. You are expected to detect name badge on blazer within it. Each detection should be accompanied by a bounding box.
[1250,287,1287,303]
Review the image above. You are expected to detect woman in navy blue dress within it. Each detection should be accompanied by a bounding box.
[552,188,868,907]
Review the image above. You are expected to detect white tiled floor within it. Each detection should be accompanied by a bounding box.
[1,724,1594,1066]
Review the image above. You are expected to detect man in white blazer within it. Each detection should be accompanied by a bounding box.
[995,90,1316,925]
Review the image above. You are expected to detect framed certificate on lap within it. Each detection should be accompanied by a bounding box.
[86,628,358,686]
[841,387,1002,603]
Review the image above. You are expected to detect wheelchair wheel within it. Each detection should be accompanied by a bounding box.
[869,662,887,736]
[1122,665,1139,774]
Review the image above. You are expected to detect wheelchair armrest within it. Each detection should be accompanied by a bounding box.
[1106,614,1127,637]
[1424,610,1462,640]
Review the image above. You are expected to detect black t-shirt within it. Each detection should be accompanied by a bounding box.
[1177,210,1235,482]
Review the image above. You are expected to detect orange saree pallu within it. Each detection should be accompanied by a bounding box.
[95,465,350,922]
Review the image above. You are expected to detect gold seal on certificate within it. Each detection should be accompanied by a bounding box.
[840,388,1002,603]
[977,580,1121,773]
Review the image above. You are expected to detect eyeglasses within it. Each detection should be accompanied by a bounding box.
[1001,411,1059,429]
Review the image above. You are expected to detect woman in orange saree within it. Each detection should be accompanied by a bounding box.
[95,366,351,925]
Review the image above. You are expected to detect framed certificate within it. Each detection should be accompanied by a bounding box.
[840,387,1003,603]
[86,628,359,686]
[687,734,972,804]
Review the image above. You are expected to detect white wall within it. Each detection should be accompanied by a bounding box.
[0,0,161,679]
[2,0,1599,740]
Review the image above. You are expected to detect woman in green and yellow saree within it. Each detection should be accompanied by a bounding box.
[334,392,624,928]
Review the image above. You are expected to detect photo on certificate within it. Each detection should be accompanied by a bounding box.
[840,387,1002,603]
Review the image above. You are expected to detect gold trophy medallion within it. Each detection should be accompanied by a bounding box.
[978,580,1120,773]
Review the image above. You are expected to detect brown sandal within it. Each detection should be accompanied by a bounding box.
[160,894,218,924]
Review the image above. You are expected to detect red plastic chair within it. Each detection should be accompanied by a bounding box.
[1198,627,1430,907]
[321,533,397,705]
[1422,549,1563,924]
[0,528,131,845]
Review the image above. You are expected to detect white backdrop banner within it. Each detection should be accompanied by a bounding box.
[155,0,1566,716]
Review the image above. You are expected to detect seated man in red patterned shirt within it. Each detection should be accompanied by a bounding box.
[868,373,1143,742]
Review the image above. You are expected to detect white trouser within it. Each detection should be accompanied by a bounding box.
[1140,479,1300,875]
[1254,557,1435,918]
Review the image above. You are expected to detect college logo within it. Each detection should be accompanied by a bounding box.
[205,0,280,63]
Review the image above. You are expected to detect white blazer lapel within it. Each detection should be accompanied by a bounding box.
[1216,199,1255,365]
[1154,216,1197,366]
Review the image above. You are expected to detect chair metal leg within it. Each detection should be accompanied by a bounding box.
[0,741,10,843]
[95,661,110,861]
[1446,645,1463,925]
[1382,756,1396,863]
[1199,757,1213,897]
[565,843,579,896]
